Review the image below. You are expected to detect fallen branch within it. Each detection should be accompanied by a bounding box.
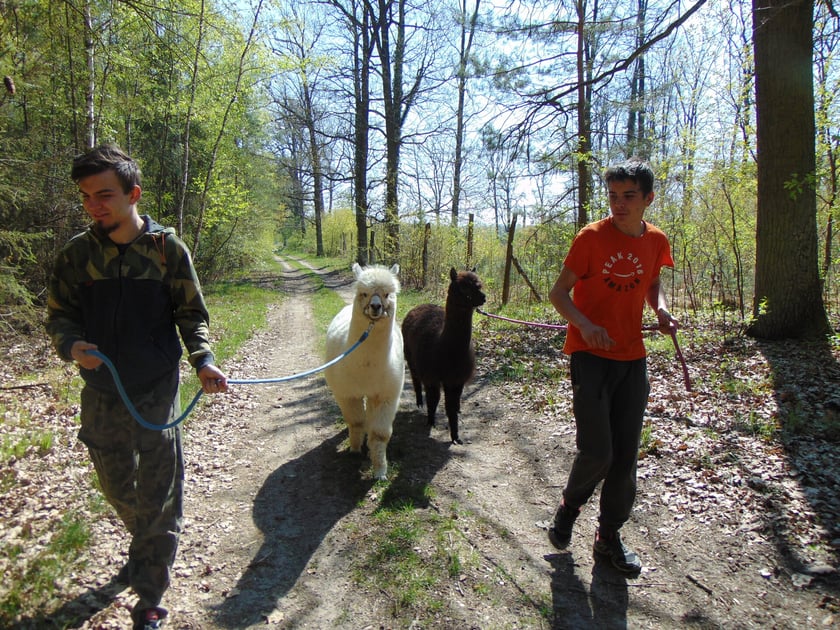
[687,573,714,595]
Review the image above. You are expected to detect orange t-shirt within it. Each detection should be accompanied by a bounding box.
[562,218,674,360]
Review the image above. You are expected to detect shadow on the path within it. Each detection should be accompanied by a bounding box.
[375,404,454,511]
[14,575,128,629]
[210,426,372,627]
[546,553,631,629]
[755,337,840,582]
[209,393,454,627]
[273,253,355,294]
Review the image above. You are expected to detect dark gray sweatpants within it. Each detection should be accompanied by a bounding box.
[562,351,649,534]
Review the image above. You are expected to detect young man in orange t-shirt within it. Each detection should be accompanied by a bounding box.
[547,158,676,574]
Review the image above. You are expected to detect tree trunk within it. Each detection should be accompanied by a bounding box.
[304,81,325,257]
[353,4,371,265]
[372,0,426,263]
[748,0,830,339]
[83,0,95,149]
[512,256,542,302]
[177,0,205,237]
[451,0,480,227]
[575,0,593,230]
[627,0,648,157]
[375,0,401,262]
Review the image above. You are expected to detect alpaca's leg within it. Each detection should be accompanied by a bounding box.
[443,383,465,444]
[408,363,424,407]
[366,398,397,480]
[335,396,367,453]
[424,383,441,428]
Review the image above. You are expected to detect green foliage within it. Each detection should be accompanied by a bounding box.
[311,211,545,306]
[319,208,358,259]
[0,0,282,296]
[1,0,837,345]
[783,171,817,200]
[399,220,469,289]
[662,160,757,319]
[0,230,52,332]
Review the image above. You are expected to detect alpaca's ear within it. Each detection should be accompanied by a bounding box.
[470,266,476,273]
[450,267,457,282]
[390,264,400,276]
[352,262,362,278]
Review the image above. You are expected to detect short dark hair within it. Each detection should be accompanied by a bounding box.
[604,157,654,196]
[71,144,141,193]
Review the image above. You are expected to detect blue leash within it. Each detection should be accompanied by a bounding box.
[85,322,374,431]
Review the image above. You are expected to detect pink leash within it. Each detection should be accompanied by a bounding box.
[476,308,691,392]
[666,326,692,392]
[476,308,571,330]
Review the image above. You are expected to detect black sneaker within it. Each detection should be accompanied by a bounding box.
[593,530,642,574]
[134,606,168,630]
[547,502,580,549]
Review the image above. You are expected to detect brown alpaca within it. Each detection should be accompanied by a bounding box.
[402,268,486,444]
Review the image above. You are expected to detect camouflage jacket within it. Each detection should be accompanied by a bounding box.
[46,215,215,393]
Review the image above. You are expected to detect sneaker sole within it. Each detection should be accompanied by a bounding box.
[593,546,642,574]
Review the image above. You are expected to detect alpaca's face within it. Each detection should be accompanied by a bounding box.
[356,285,398,320]
[351,264,400,322]
[451,271,486,308]
[354,268,400,322]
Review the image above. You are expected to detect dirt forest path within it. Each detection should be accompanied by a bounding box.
[74,255,838,630]
[157,255,574,630]
[162,256,572,630]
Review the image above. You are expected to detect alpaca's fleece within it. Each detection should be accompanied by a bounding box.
[402,268,485,444]
[324,263,404,480]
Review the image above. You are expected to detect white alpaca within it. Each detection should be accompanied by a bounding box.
[324,263,404,480]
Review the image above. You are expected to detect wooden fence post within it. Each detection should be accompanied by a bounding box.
[466,213,474,268]
[422,222,431,288]
[502,214,517,305]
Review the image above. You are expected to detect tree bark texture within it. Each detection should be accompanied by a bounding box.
[750,0,830,338]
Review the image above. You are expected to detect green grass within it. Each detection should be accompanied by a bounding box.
[733,409,778,441]
[354,501,454,615]
[348,490,548,624]
[0,511,92,626]
[396,287,438,319]
[0,431,53,462]
[0,401,56,468]
[638,421,657,456]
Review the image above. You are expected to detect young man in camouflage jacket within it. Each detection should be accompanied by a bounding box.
[46,144,228,630]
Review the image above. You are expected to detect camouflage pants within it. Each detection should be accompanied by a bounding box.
[78,369,184,610]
